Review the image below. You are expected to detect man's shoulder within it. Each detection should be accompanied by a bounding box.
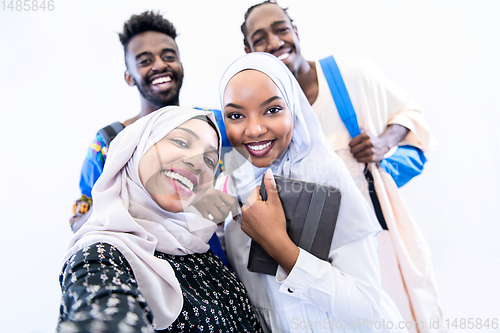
[318,56,378,78]
[316,55,387,93]
[85,121,124,158]
[97,121,126,147]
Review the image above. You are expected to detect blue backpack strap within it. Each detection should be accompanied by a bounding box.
[320,56,387,229]
[319,56,426,188]
[319,56,361,138]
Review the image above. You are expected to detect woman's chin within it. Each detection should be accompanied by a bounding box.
[250,159,272,168]
[151,193,184,213]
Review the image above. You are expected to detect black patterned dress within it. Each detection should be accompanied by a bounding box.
[57,242,262,333]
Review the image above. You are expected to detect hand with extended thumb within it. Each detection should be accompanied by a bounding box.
[260,168,279,203]
[241,169,287,248]
[241,169,299,274]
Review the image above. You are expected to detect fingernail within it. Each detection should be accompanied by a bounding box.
[266,169,275,186]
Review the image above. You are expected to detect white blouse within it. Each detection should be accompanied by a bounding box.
[223,211,407,333]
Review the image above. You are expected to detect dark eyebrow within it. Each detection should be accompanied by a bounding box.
[260,96,283,107]
[135,48,177,61]
[225,96,283,110]
[160,48,177,54]
[135,51,152,61]
[176,127,199,140]
[170,127,219,155]
[206,146,219,155]
[224,102,244,110]
[271,20,289,29]
[250,20,288,41]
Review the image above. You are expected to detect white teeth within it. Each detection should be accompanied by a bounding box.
[248,141,272,151]
[163,171,194,191]
[152,76,172,85]
[278,53,290,60]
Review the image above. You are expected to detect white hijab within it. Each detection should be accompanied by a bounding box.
[65,106,220,330]
[219,52,380,249]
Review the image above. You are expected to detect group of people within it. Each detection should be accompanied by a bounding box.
[60,2,444,332]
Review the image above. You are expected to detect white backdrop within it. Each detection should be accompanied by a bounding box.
[0,1,499,332]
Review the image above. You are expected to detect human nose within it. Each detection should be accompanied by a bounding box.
[244,117,266,138]
[151,55,168,72]
[182,153,204,174]
[266,34,284,52]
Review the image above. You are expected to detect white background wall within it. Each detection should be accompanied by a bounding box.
[0,1,499,332]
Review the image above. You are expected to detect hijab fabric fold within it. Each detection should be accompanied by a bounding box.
[65,106,220,329]
[219,52,380,250]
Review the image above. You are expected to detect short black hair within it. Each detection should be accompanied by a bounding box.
[241,1,293,48]
[119,11,177,55]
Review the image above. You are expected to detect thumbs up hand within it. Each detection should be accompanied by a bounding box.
[241,169,299,274]
[241,169,287,245]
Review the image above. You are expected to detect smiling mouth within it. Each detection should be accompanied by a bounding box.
[244,140,275,157]
[163,170,194,191]
[277,53,290,60]
[152,76,172,85]
[247,141,272,151]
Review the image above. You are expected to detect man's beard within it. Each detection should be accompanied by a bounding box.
[134,77,182,108]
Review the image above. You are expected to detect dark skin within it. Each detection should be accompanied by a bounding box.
[224,3,412,276]
[123,31,184,126]
[241,169,299,274]
[221,70,300,273]
[244,3,409,163]
[120,30,237,222]
[349,125,410,163]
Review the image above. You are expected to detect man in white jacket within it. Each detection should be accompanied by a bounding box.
[240,2,445,332]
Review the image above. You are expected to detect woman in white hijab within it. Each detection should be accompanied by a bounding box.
[218,53,408,333]
[57,107,262,332]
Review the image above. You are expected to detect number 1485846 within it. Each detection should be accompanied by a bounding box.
[2,0,54,11]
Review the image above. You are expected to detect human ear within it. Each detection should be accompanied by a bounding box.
[244,45,251,54]
[124,71,136,87]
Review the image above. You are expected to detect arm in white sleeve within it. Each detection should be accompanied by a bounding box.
[363,61,437,151]
[276,233,384,322]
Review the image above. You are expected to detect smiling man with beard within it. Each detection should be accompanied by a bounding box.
[121,13,184,125]
[70,11,185,232]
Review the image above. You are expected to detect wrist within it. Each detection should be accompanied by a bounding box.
[382,124,410,148]
[263,233,289,257]
[265,236,300,274]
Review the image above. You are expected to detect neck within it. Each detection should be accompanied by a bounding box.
[294,58,319,105]
[124,97,179,126]
[142,96,179,114]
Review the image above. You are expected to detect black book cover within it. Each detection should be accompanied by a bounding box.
[247,175,342,275]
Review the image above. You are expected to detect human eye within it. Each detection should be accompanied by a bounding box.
[170,138,189,148]
[204,156,217,170]
[275,23,290,34]
[227,112,244,121]
[252,35,265,46]
[137,57,151,67]
[266,106,283,115]
[277,27,290,34]
[162,53,176,62]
